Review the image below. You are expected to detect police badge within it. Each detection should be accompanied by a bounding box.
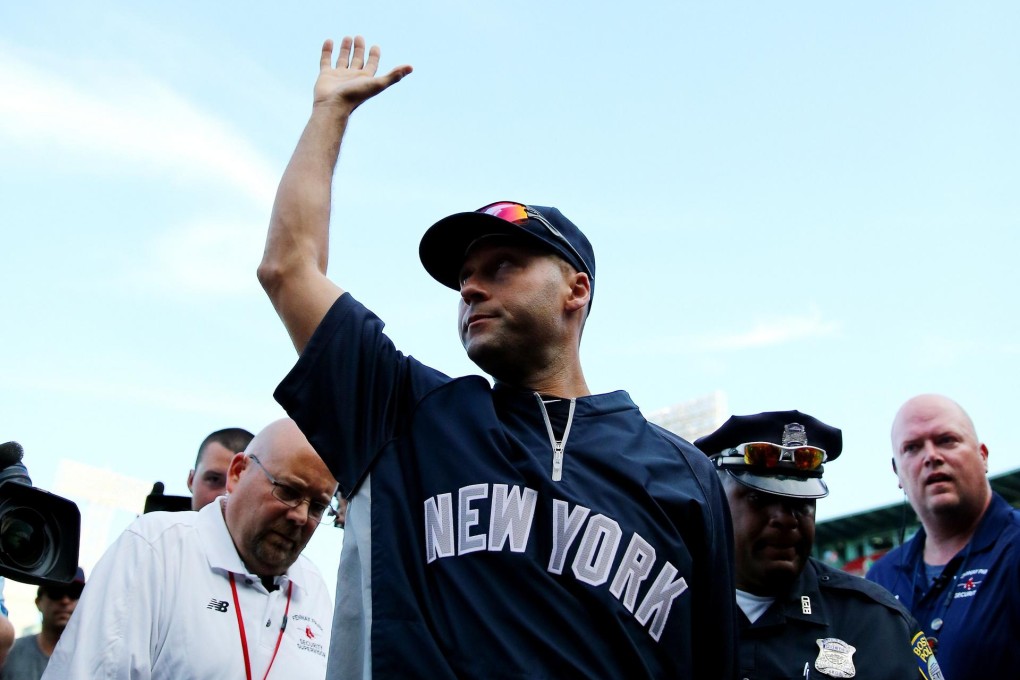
[815,638,856,678]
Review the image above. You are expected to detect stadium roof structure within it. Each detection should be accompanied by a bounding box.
[814,468,1020,575]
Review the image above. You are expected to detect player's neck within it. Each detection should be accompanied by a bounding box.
[520,364,590,399]
[490,351,590,397]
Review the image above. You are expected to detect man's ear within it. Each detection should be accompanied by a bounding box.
[891,457,902,489]
[187,469,196,493]
[225,453,248,493]
[564,271,591,313]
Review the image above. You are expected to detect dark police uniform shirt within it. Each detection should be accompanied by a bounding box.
[740,559,939,680]
[276,293,738,679]
[868,492,1020,680]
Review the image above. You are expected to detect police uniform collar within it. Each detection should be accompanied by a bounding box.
[741,559,831,629]
[781,559,832,626]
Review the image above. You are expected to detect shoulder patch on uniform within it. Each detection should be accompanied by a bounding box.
[815,638,856,678]
[911,631,944,680]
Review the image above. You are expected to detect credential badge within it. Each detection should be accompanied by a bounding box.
[815,638,856,678]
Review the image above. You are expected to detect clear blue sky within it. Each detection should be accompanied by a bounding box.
[2,0,1017,549]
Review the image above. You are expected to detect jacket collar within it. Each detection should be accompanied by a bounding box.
[492,382,637,416]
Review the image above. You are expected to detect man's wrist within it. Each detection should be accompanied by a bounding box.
[311,99,355,122]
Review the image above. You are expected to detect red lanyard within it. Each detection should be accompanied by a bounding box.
[228,573,293,680]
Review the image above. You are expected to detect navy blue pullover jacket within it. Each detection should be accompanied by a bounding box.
[277,293,738,679]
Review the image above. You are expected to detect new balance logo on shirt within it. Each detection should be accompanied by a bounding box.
[207,599,230,612]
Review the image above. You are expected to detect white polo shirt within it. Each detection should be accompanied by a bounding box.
[44,500,332,679]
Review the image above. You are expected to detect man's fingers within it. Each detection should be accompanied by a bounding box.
[364,45,381,76]
[337,36,354,69]
[350,36,367,70]
[319,40,334,71]
[324,36,399,80]
[314,36,409,106]
[380,65,413,88]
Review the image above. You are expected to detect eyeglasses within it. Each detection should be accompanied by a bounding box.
[247,455,338,523]
[477,201,590,276]
[723,442,827,471]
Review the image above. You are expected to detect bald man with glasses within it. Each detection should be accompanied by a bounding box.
[45,419,338,680]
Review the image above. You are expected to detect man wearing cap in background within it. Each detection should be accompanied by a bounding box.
[258,36,737,679]
[867,394,1020,680]
[696,411,942,679]
[0,568,85,680]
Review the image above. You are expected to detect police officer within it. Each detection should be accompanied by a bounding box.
[695,411,943,680]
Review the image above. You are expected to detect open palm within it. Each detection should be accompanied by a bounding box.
[314,36,412,112]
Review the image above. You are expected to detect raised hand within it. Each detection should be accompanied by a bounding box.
[314,36,412,113]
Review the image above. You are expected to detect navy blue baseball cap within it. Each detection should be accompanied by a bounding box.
[419,201,596,306]
[38,566,86,599]
[694,411,842,499]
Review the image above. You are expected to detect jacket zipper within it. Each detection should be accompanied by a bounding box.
[534,392,576,482]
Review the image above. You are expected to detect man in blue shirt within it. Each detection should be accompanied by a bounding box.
[259,35,737,679]
[867,394,1020,680]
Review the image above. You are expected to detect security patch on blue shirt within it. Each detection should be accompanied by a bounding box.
[954,568,985,598]
[912,632,944,680]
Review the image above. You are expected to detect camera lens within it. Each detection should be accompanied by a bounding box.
[0,507,48,569]
[0,480,80,583]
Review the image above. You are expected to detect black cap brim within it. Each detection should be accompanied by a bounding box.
[419,212,576,290]
[418,213,523,290]
[727,468,829,499]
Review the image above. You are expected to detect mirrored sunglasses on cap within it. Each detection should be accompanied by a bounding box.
[721,441,827,471]
[476,201,590,276]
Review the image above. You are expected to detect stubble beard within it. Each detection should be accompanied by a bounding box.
[250,528,302,574]
[463,318,523,383]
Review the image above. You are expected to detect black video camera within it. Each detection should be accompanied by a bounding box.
[143,481,190,514]
[0,441,82,587]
